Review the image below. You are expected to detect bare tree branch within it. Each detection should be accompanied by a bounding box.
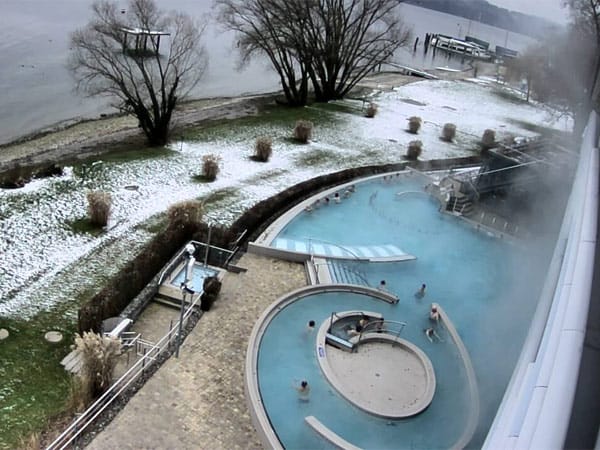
[69,0,207,145]
[215,0,410,105]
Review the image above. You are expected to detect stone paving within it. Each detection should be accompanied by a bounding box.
[86,253,307,450]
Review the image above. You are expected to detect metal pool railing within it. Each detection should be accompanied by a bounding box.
[45,291,203,450]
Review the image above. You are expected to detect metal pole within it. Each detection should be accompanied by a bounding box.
[204,225,212,266]
[175,289,186,358]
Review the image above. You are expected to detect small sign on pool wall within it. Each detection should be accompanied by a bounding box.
[318,346,325,358]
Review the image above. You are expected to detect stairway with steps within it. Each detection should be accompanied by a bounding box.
[327,260,370,287]
[446,194,474,216]
[153,291,200,311]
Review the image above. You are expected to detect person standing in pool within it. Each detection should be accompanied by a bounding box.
[429,305,440,323]
[415,283,426,299]
[296,380,310,401]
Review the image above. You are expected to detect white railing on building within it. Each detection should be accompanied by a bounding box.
[46,291,202,450]
[484,112,599,449]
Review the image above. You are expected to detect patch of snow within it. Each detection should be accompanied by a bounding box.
[0,79,572,318]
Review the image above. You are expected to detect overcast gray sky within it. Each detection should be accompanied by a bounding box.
[489,0,569,23]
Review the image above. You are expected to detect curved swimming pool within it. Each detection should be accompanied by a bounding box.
[252,172,545,449]
[256,289,474,449]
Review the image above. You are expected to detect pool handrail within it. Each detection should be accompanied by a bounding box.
[357,320,407,346]
[158,240,233,285]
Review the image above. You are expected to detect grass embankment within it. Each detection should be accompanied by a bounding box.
[0,98,366,448]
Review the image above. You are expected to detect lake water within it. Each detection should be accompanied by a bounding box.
[0,1,537,145]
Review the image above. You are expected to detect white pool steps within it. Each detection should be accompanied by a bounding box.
[271,238,415,261]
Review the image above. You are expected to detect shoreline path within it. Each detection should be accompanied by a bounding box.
[0,70,467,172]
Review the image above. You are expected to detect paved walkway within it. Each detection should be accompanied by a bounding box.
[87,253,307,450]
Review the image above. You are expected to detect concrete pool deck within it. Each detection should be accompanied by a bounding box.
[325,338,436,418]
[86,253,307,449]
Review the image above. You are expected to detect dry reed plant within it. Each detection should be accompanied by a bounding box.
[254,136,273,161]
[86,191,112,227]
[293,120,313,143]
[406,140,423,160]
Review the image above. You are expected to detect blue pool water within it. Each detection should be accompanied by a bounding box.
[259,173,544,449]
[259,292,472,449]
[171,264,217,293]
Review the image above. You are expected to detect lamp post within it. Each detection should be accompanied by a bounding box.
[175,243,196,358]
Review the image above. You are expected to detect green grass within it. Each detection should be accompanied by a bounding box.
[66,217,106,236]
[0,226,155,448]
[504,118,571,139]
[245,168,289,184]
[181,103,343,143]
[81,146,176,165]
[0,312,75,449]
[191,174,218,183]
[199,187,240,208]
[293,148,353,167]
[134,215,167,234]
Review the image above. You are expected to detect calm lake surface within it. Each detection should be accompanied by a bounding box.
[0,1,537,145]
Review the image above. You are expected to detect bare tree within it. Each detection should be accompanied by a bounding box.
[504,45,545,102]
[567,0,600,44]
[567,0,600,118]
[216,0,310,106]
[69,0,207,146]
[216,0,410,105]
[300,0,411,101]
[509,27,595,134]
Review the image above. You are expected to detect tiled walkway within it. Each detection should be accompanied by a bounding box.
[86,253,307,450]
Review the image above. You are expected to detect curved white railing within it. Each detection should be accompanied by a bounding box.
[484,113,599,449]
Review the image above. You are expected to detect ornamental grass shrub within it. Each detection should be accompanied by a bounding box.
[167,200,204,229]
[254,136,273,162]
[481,129,496,150]
[441,123,457,142]
[293,120,313,143]
[201,154,221,181]
[406,140,423,160]
[87,191,112,227]
[365,102,378,118]
[73,331,121,400]
[407,116,422,134]
[17,433,40,450]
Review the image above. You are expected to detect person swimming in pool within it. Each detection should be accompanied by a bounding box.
[415,283,426,299]
[424,327,441,342]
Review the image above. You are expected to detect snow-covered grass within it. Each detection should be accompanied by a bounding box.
[0,79,569,318]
